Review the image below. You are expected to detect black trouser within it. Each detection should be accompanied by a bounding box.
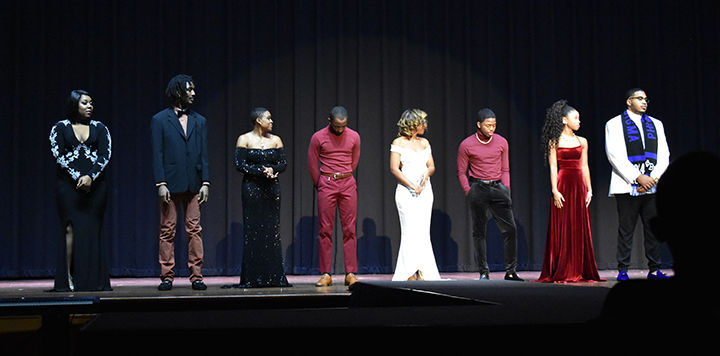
[614,193,662,272]
[467,179,518,274]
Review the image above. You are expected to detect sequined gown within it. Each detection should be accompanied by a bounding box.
[233,148,291,287]
[49,120,112,291]
[536,144,603,283]
[391,145,441,281]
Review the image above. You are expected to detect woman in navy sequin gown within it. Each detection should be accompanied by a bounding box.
[49,90,112,291]
[229,108,291,288]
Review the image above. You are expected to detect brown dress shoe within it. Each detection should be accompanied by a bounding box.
[315,273,332,287]
[344,273,358,286]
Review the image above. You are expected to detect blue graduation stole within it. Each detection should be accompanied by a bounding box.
[621,110,658,196]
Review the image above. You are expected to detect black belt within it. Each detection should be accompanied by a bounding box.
[469,177,501,185]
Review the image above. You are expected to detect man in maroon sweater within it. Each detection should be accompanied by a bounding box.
[307,106,361,287]
[457,108,522,281]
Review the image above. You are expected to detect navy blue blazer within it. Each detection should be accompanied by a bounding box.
[151,107,210,194]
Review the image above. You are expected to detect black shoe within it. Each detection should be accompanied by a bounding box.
[158,279,173,291]
[479,272,490,280]
[192,280,207,290]
[504,272,524,281]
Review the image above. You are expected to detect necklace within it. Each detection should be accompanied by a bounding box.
[252,131,272,149]
[475,132,492,144]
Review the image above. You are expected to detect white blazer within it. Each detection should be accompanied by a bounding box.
[604,112,670,196]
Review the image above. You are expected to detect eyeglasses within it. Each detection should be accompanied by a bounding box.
[629,96,650,103]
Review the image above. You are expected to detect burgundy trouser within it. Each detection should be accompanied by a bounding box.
[317,176,358,274]
[158,192,204,282]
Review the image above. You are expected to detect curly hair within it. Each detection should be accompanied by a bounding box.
[397,109,428,137]
[540,99,576,163]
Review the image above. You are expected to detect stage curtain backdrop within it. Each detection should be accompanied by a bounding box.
[2,0,718,278]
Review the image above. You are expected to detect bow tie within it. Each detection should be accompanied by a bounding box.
[176,108,189,117]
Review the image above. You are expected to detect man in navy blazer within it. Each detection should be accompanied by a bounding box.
[151,74,210,291]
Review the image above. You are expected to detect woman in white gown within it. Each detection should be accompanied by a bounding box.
[390,109,441,281]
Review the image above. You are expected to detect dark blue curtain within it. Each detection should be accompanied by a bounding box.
[3,0,719,278]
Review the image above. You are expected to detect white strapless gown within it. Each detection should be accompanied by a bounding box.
[391,144,441,281]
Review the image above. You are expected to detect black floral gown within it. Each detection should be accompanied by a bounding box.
[230,147,291,288]
[49,119,112,291]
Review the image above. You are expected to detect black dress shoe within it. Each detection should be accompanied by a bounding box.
[158,279,173,291]
[479,272,490,280]
[504,272,524,281]
[192,280,207,290]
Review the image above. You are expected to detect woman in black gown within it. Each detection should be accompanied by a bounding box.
[227,107,291,288]
[49,90,112,291]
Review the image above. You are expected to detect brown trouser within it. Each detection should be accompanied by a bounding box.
[158,192,204,282]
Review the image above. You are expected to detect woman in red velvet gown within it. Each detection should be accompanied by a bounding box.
[537,100,603,283]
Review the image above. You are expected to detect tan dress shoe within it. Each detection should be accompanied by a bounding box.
[344,273,358,286]
[315,273,332,287]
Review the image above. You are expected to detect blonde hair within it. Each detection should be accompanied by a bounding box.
[397,109,428,137]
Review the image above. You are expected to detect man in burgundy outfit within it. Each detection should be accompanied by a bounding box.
[307,106,361,287]
[457,108,523,281]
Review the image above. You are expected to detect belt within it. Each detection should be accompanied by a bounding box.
[321,172,353,180]
[469,177,501,185]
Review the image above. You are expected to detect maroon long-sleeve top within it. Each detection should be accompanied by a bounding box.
[456,132,511,195]
[307,126,361,186]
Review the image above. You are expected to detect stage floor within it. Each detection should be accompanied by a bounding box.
[0,270,659,326]
[1,269,683,354]
[0,269,646,303]
[1,269,654,295]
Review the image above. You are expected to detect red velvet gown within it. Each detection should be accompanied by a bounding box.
[536,145,604,283]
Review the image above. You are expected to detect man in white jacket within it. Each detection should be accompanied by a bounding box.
[605,88,670,281]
